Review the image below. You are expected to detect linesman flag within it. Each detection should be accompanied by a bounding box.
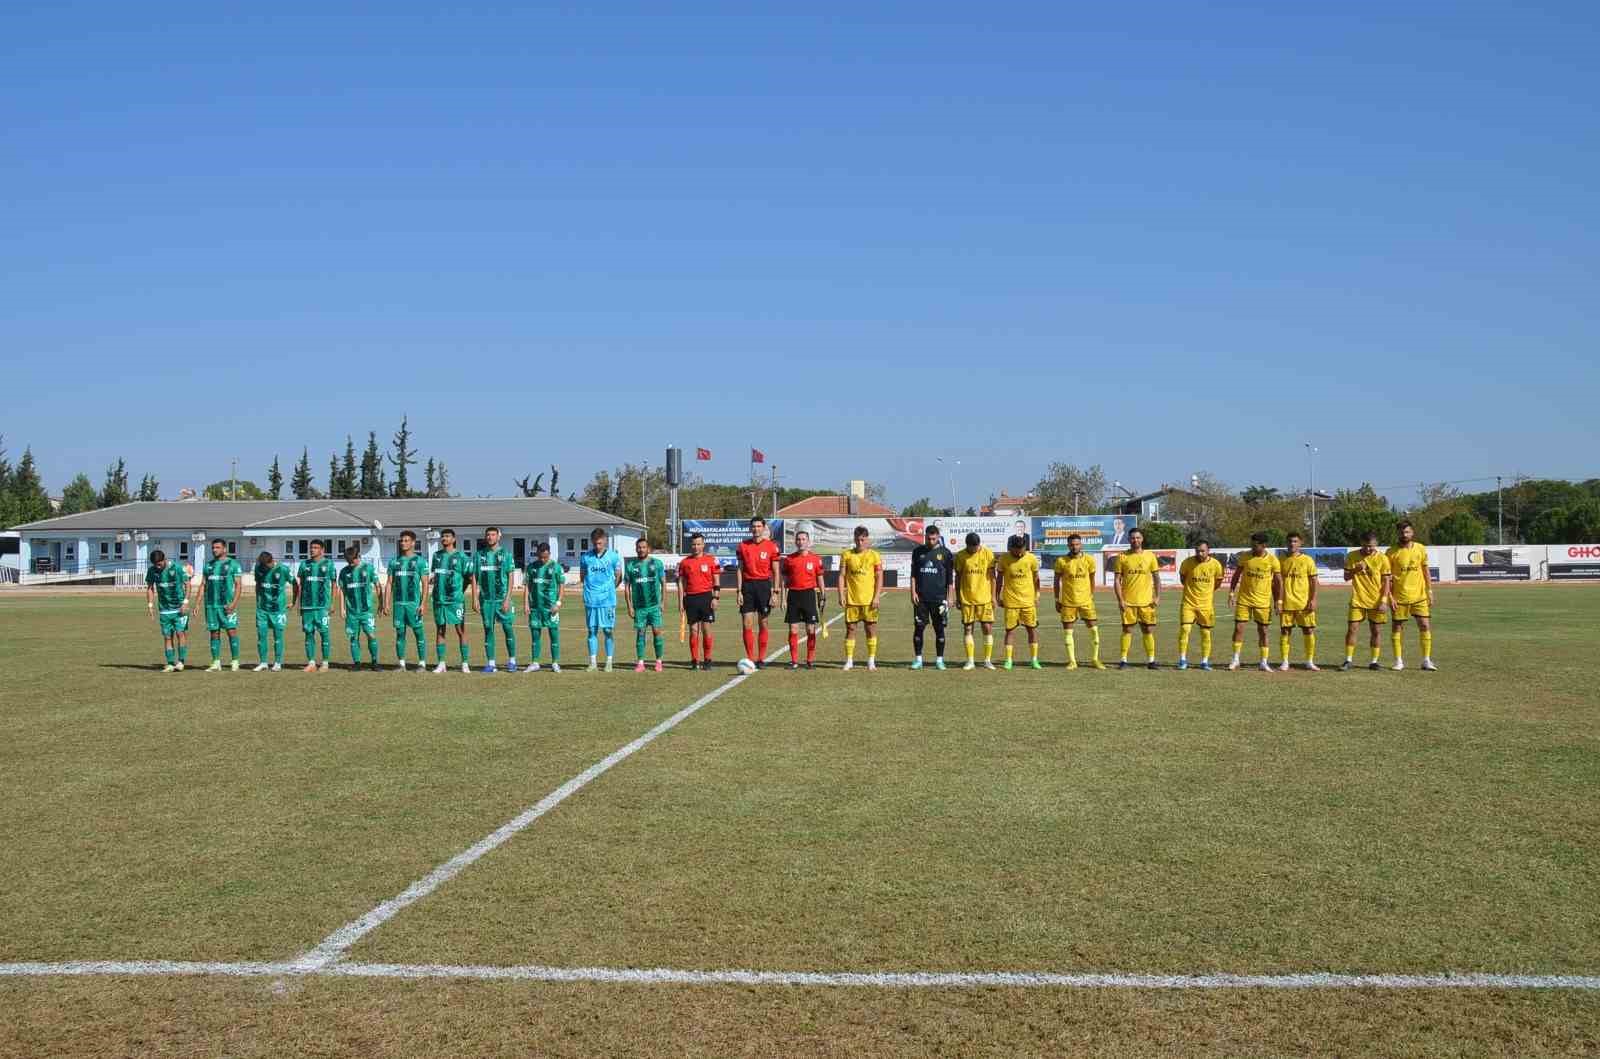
[751,448,766,464]
[696,447,712,461]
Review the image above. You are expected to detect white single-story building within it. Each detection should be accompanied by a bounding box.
[11,498,644,585]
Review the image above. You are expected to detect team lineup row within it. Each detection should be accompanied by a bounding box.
[142,518,1439,675]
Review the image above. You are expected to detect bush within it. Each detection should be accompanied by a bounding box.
[1428,511,1485,546]
[1137,521,1186,549]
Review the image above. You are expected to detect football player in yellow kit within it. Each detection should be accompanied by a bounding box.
[1343,530,1393,670]
[1228,533,1282,672]
[1053,533,1104,670]
[1176,540,1223,670]
[1113,528,1162,669]
[1277,531,1320,671]
[1386,519,1437,671]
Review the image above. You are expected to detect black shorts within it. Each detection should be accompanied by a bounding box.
[739,579,773,616]
[684,591,717,624]
[913,600,949,626]
[784,588,820,626]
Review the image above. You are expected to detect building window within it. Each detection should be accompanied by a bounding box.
[179,541,190,559]
[115,541,124,559]
[566,537,576,554]
[463,537,474,553]
[100,542,110,558]
[225,541,235,557]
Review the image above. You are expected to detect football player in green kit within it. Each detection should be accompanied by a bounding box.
[384,529,429,670]
[201,538,243,671]
[522,540,563,673]
[297,539,337,672]
[252,550,296,671]
[474,526,518,673]
[625,537,667,673]
[430,528,475,673]
[337,545,381,669]
[145,548,192,671]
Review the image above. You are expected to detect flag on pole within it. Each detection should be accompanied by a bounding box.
[751,448,765,464]
[696,447,712,461]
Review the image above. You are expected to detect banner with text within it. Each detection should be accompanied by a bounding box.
[680,519,784,567]
[783,516,1013,556]
[1032,515,1139,557]
[1454,546,1532,582]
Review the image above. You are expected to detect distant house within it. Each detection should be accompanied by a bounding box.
[10,497,643,584]
[981,492,1038,517]
[775,495,896,518]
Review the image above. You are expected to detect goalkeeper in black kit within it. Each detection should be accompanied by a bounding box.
[910,524,956,671]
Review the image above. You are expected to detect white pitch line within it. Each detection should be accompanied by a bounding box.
[2,960,1597,990]
[291,611,844,971]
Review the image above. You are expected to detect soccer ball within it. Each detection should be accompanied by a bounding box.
[736,657,757,675]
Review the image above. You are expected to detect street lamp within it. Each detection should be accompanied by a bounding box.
[1305,443,1319,547]
[937,456,961,515]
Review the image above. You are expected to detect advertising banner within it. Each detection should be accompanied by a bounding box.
[1032,515,1139,557]
[783,517,1012,556]
[1455,546,1532,582]
[1280,547,1351,586]
[1101,548,1181,587]
[1547,544,1600,580]
[680,519,783,567]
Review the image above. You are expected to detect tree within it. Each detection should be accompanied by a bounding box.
[1138,521,1187,548]
[328,453,344,499]
[388,416,418,498]
[61,473,98,514]
[863,481,889,505]
[1429,511,1485,545]
[137,473,160,502]
[359,431,386,499]
[291,448,316,499]
[423,458,437,498]
[338,437,359,499]
[202,479,266,501]
[901,497,938,517]
[548,465,559,497]
[1240,485,1281,508]
[9,448,50,525]
[267,456,284,500]
[430,460,451,498]
[580,463,669,543]
[98,458,132,509]
[1031,462,1108,514]
[0,436,12,528]
[1317,485,1397,547]
[1527,500,1600,545]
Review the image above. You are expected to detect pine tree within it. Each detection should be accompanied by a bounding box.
[61,473,98,514]
[388,416,418,498]
[328,453,344,499]
[339,436,358,499]
[10,448,50,525]
[98,458,132,508]
[291,448,316,499]
[359,431,386,498]
[433,460,451,498]
[423,458,437,498]
[138,473,160,501]
[267,456,284,500]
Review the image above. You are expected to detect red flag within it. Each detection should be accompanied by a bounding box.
[751,448,765,464]
[696,447,712,461]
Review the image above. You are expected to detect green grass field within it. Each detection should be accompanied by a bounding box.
[2,585,1598,1057]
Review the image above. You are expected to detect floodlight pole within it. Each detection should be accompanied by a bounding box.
[1305,443,1318,547]
[1497,475,1504,544]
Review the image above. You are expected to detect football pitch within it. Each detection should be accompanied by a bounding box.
[2,586,1598,1057]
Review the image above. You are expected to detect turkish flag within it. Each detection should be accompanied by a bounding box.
[696,447,712,461]
[751,448,765,464]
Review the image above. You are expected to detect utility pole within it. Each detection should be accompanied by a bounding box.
[1305,443,1318,547]
[640,460,648,542]
[230,457,238,502]
[1497,475,1504,544]
[771,465,779,521]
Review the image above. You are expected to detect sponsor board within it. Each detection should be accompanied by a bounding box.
[1455,546,1531,582]
[1032,515,1138,556]
[783,517,1013,556]
[680,519,784,567]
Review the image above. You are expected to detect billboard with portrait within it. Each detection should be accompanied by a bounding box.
[1032,515,1139,557]
[783,516,1013,556]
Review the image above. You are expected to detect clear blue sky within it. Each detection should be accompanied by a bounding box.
[5,2,1597,508]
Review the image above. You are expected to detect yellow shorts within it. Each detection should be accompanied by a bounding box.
[1005,605,1038,630]
[1392,601,1430,620]
[844,604,879,625]
[1234,605,1272,626]
[1348,606,1388,625]
[1280,609,1317,629]
[1057,603,1097,624]
[1120,605,1157,626]
[960,602,995,625]
[1178,604,1214,629]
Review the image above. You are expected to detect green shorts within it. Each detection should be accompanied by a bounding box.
[345,611,377,637]
[432,600,465,627]
[482,598,516,629]
[527,607,561,630]
[256,610,287,634]
[633,605,664,630]
[204,604,239,632]
[301,608,330,635]
[158,609,189,636]
[392,602,423,630]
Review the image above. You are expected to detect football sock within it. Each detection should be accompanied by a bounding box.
[1370,644,1382,663]
[529,628,543,660]
[1199,627,1212,660]
[1346,644,1356,662]
[484,628,496,663]
[1030,642,1039,663]
[653,634,664,659]
[1279,632,1292,662]
[983,634,994,662]
[368,636,378,663]
[636,631,648,659]
[935,629,946,656]
[165,648,176,665]
[1005,644,1015,664]
[1305,632,1316,660]
[587,631,598,657]
[210,636,220,661]
[549,627,561,660]
[845,640,856,662]
[1259,643,1270,663]
[1065,629,1077,665]
[1232,637,1244,660]
[964,633,975,661]
[1120,631,1132,661]
[867,636,877,661]
[1142,632,1156,661]
[912,625,925,655]
[258,627,269,662]
[1179,622,1193,659]
[743,629,756,660]
[1420,630,1432,659]
[436,639,447,663]
[308,637,318,663]
[1391,631,1404,662]
[457,641,468,664]
[701,631,713,659]
[688,634,700,663]
[349,636,360,663]
[179,644,188,663]
[1090,626,1101,660]
[806,632,817,662]
[758,628,769,658]
[504,628,516,659]
[226,634,238,660]
[789,633,799,659]
[604,631,614,659]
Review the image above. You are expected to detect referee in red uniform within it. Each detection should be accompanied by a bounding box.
[677,534,722,670]
[781,530,826,669]
[736,517,782,669]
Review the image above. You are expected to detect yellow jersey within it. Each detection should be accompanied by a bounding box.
[953,546,995,606]
[1053,554,1096,608]
[997,551,1040,609]
[1235,551,1281,608]
[1345,549,1391,609]
[839,548,881,606]
[1115,550,1160,607]
[1386,542,1430,604]
[1178,555,1223,610]
[1279,552,1318,610]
